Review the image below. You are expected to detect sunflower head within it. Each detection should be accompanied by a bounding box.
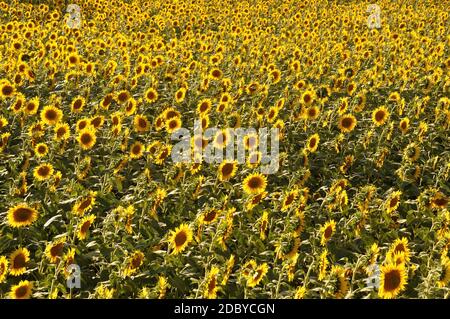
[7,203,38,228]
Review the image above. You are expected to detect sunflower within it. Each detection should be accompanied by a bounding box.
[243,133,258,151]
[209,68,222,80]
[130,141,145,159]
[134,114,150,133]
[34,142,48,158]
[197,98,212,115]
[0,80,15,98]
[7,203,38,228]
[281,189,298,212]
[200,208,220,224]
[9,247,30,276]
[259,211,269,240]
[203,266,220,299]
[294,286,307,299]
[33,163,54,181]
[169,223,193,255]
[301,90,315,106]
[71,96,85,113]
[77,214,96,240]
[372,106,390,126]
[318,249,329,281]
[10,280,32,299]
[267,106,279,123]
[242,173,267,195]
[213,129,230,148]
[218,160,238,181]
[45,237,66,263]
[387,238,411,263]
[175,87,187,103]
[116,90,130,104]
[306,133,320,153]
[0,256,8,283]
[378,263,407,299]
[246,151,261,168]
[431,192,448,209]
[247,263,268,287]
[438,257,450,288]
[306,106,320,120]
[54,123,70,141]
[144,87,158,103]
[320,220,336,246]
[40,105,62,125]
[331,266,349,299]
[399,117,410,134]
[165,117,182,133]
[403,143,420,162]
[72,191,97,216]
[124,250,145,277]
[24,97,39,115]
[338,114,357,133]
[385,191,402,214]
[90,115,105,129]
[77,128,96,150]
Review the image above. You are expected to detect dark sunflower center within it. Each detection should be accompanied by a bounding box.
[45,109,57,120]
[50,243,64,257]
[248,177,262,189]
[13,208,33,222]
[324,226,333,239]
[175,231,187,247]
[341,117,353,128]
[13,254,26,268]
[80,133,92,145]
[221,163,234,176]
[384,269,401,291]
[80,221,91,234]
[15,285,28,298]
[38,165,50,177]
[375,110,385,122]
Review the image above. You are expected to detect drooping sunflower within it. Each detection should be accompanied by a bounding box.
[247,263,268,288]
[124,250,145,277]
[168,223,193,255]
[318,249,329,281]
[306,133,320,153]
[431,192,448,209]
[77,214,96,240]
[338,114,357,133]
[242,173,267,195]
[218,160,238,181]
[320,220,336,246]
[0,256,9,283]
[385,191,402,214]
[372,106,390,126]
[45,237,66,263]
[437,257,450,288]
[133,114,150,133]
[203,266,220,299]
[331,266,349,299]
[281,189,298,212]
[40,105,62,125]
[72,191,97,216]
[33,163,54,181]
[378,263,407,299]
[77,128,96,150]
[9,247,30,276]
[130,141,145,159]
[10,280,32,299]
[7,203,38,228]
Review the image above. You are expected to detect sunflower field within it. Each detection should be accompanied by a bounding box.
[0,0,449,299]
